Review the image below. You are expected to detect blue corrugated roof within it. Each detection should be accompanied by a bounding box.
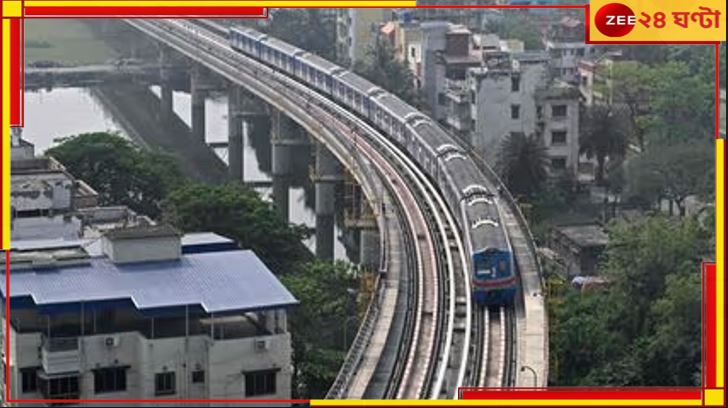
[1,250,298,313]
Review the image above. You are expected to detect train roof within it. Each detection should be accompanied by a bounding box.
[265,36,305,56]
[230,26,268,41]
[462,186,509,252]
[299,52,344,75]
[412,120,453,149]
[336,71,382,96]
[375,93,419,119]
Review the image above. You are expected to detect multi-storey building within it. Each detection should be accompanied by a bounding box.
[2,225,297,403]
[421,23,484,121]
[462,51,550,153]
[443,48,583,180]
[542,16,598,83]
[10,153,98,219]
[336,9,391,67]
[535,81,582,179]
[3,139,298,404]
[381,10,424,89]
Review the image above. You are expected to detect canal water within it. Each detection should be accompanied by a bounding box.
[23,86,356,263]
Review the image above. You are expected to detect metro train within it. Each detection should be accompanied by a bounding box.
[228,27,516,306]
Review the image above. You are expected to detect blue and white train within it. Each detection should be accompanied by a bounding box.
[229,27,517,306]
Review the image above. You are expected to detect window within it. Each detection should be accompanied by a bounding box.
[245,370,277,397]
[551,131,567,145]
[576,48,585,56]
[155,372,176,396]
[511,76,520,92]
[94,367,127,394]
[191,370,205,384]
[21,367,39,393]
[511,104,520,119]
[551,157,567,170]
[552,104,567,118]
[39,375,79,400]
[410,47,416,58]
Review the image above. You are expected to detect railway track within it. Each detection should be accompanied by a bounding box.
[127,19,523,399]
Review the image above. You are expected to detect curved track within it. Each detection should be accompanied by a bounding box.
[126,19,535,398]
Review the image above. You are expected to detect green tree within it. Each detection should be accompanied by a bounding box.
[609,61,654,149]
[280,261,359,398]
[496,132,549,198]
[579,104,628,185]
[46,132,183,218]
[601,217,708,342]
[353,38,420,106]
[646,61,714,143]
[266,9,336,61]
[624,141,714,216]
[162,183,312,273]
[484,11,543,50]
[640,272,702,385]
[549,216,710,386]
[548,290,624,385]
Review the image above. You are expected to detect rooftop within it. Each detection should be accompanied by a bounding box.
[536,80,581,100]
[554,224,609,248]
[104,224,180,240]
[10,214,82,242]
[3,249,299,314]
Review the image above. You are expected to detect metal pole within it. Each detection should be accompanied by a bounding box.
[520,365,538,388]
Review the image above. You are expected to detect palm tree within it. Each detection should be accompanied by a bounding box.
[580,105,628,185]
[496,132,549,198]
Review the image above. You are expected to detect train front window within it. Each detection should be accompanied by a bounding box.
[473,257,492,276]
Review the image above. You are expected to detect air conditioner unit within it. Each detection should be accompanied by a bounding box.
[104,336,120,348]
[254,339,269,351]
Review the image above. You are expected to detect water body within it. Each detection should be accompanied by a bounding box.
[23,86,355,263]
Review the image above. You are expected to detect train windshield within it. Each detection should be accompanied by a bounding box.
[473,251,494,277]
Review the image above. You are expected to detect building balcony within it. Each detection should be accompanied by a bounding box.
[41,335,81,375]
[444,78,470,103]
[445,114,472,133]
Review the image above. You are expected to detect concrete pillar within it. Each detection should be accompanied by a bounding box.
[271,110,296,175]
[190,67,207,142]
[272,174,290,224]
[359,228,380,270]
[271,110,292,223]
[159,48,174,123]
[314,144,342,260]
[228,87,244,181]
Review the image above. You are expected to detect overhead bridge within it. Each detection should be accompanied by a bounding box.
[124,19,547,399]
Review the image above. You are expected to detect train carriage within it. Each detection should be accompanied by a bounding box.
[263,37,305,73]
[373,94,419,147]
[226,25,518,307]
[229,27,267,58]
[332,71,382,118]
[297,53,345,94]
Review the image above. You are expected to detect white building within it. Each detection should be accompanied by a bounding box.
[11,156,98,218]
[535,81,582,179]
[465,52,550,155]
[542,17,598,84]
[1,225,298,404]
[443,49,583,180]
[10,128,34,162]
